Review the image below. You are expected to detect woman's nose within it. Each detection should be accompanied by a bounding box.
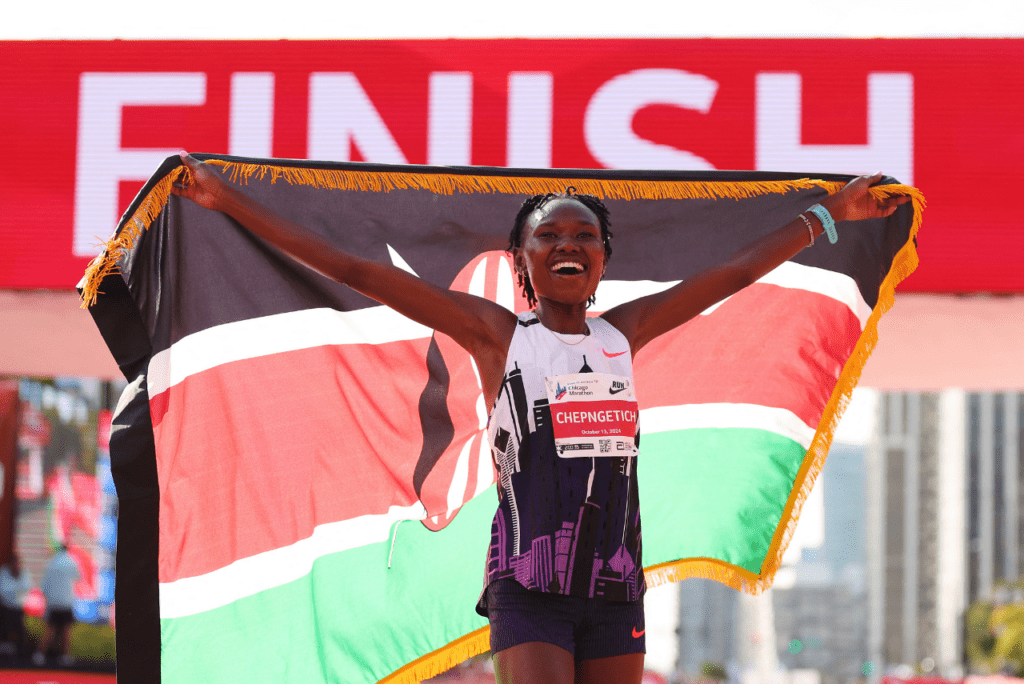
[556,235,579,250]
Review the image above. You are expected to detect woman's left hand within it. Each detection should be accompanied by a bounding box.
[824,172,911,223]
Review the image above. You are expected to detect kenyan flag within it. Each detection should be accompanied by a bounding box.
[82,155,923,684]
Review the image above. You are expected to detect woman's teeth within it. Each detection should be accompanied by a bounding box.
[552,262,585,274]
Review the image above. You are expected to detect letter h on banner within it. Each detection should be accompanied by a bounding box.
[755,72,914,185]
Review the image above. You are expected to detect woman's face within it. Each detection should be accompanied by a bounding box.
[514,198,606,307]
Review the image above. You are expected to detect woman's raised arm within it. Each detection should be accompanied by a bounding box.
[171,153,517,401]
[602,173,910,355]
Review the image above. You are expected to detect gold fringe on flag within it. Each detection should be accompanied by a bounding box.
[79,165,188,307]
[378,627,490,684]
[214,160,846,202]
[79,158,850,307]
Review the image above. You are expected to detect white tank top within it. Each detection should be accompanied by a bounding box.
[479,312,645,605]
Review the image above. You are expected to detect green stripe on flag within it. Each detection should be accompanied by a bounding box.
[638,427,805,574]
[161,487,494,684]
[161,427,803,683]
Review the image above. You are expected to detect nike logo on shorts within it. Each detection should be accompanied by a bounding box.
[632,627,645,638]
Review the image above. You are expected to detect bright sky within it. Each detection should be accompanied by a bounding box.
[4,0,1022,39]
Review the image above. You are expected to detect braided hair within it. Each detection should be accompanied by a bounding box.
[506,190,613,308]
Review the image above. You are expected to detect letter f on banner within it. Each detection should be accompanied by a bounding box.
[73,73,207,258]
[755,72,914,185]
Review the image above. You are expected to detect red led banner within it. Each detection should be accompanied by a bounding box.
[0,39,1021,292]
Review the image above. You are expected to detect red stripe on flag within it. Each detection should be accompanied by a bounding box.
[151,340,446,583]
[634,283,863,428]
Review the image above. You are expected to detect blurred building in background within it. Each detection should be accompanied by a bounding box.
[867,391,1024,680]
[774,444,868,684]
[965,393,1024,605]
[678,578,738,678]
[676,427,874,684]
[867,391,955,679]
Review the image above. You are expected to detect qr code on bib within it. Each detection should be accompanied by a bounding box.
[599,439,611,453]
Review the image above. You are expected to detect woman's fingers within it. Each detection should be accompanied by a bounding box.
[170,151,224,209]
[870,193,910,218]
[179,150,199,169]
[171,151,196,196]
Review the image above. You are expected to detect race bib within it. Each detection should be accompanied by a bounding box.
[544,372,638,458]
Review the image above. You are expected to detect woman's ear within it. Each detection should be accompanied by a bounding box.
[513,250,526,277]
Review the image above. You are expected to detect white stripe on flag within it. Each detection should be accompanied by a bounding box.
[159,502,427,619]
[148,306,432,397]
[157,403,812,618]
[594,262,871,327]
[640,403,816,450]
[148,263,868,399]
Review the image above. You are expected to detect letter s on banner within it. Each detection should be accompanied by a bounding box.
[755,72,914,185]
[73,73,207,258]
[584,69,718,170]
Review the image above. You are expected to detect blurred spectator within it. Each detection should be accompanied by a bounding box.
[0,554,31,657]
[33,545,79,666]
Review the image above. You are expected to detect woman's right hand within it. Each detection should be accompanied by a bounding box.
[171,152,228,211]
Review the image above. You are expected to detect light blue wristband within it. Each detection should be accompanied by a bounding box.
[807,204,838,244]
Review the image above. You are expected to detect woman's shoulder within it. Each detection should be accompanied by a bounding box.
[589,314,629,342]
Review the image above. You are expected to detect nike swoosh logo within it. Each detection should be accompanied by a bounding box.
[609,387,629,395]
[632,627,645,638]
[602,349,628,358]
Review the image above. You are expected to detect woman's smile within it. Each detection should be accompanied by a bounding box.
[550,260,587,276]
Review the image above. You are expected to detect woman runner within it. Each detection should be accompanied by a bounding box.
[172,153,907,684]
